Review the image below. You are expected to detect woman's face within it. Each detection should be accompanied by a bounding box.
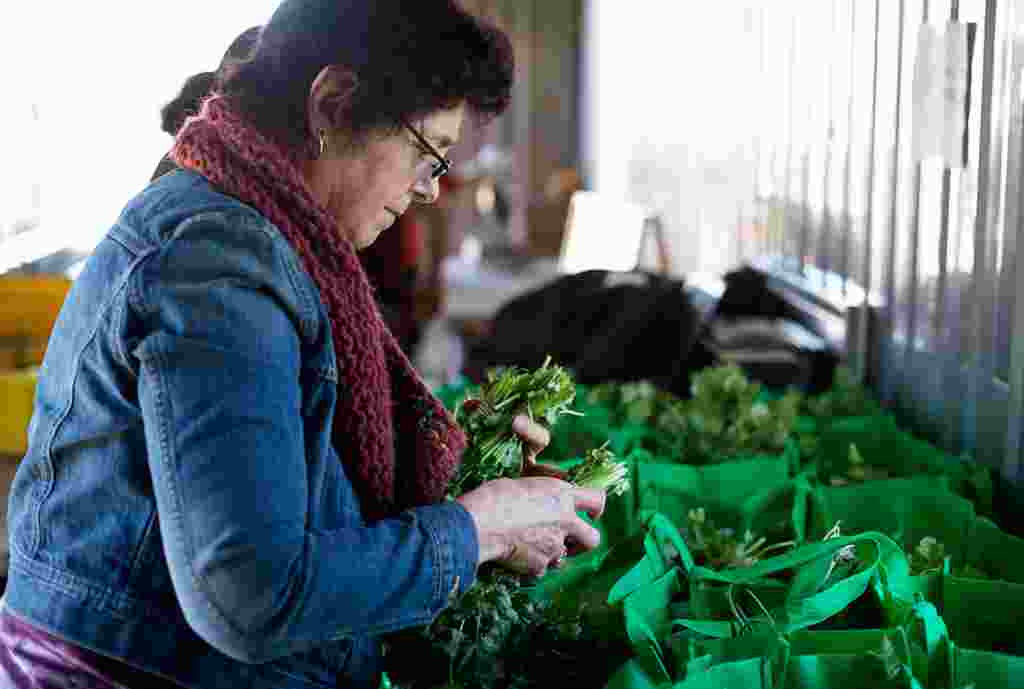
[305,104,465,250]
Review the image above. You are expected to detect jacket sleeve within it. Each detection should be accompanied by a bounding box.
[130,213,478,664]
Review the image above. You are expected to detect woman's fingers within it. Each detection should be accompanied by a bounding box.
[502,543,555,578]
[572,486,606,520]
[512,415,551,458]
[564,515,601,554]
[521,462,568,480]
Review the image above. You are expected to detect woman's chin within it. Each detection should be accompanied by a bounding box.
[354,226,387,250]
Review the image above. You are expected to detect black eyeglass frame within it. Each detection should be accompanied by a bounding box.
[401,119,451,179]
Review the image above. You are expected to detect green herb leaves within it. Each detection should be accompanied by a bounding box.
[452,357,579,496]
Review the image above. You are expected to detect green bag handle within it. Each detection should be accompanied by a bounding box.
[904,599,954,687]
[642,511,696,572]
[779,626,927,689]
[674,531,900,638]
[740,475,813,544]
[676,612,944,689]
[693,629,925,689]
[789,477,810,543]
[608,511,693,605]
[621,569,679,684]
[687,531,894,585]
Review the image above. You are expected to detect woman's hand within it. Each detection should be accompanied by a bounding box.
[511,414,566,480]
[456,477,605,577]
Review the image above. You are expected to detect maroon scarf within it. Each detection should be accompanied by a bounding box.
[172,96,465,521]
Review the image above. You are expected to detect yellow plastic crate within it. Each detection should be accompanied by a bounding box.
[0,276,71,369]
[0,368,38,456]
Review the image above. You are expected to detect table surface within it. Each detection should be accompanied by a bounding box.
[442,256,561,321]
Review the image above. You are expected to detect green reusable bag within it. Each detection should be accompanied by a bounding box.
[595,447,796,550]
[952,647,1024,689]
[634,453,794,528]
[815,415,993,515]
[781,631,927,689]
[667,657,770,689]
[608,512,690,606]
[669,601,948,689]
[937,573,1024,656]
[963,516,1024,584]
[667,477,817,626]
[531,513,660,643]
[605,513,691,681]
[622,569,685,682]
[810,477,977,564]
[792,416,822,470]
[670,628,925,689]
[602,657,677,689]
[673,531,909,639]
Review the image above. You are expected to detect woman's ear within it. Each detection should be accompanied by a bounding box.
[307,65,360,135]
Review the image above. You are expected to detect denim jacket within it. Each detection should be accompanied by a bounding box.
[5,170,479,689]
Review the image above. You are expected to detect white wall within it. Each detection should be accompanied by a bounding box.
[1,2,279,255]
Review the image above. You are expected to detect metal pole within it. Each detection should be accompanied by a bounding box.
[1007,100,1024,481]
[820,0,840,281]
[785,12,799,260]
[879,0,907,405]
[855,0,883,383]
[841,0,857,297]
[937,0,960,450]
[965,0,1000,454]
[798,6,812,275]
[1006,11,1024,480]
[754,4,767,259]
[984,0,1016,474]
[904,0,930,375]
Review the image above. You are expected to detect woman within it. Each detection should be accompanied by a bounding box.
[0,2,604,688]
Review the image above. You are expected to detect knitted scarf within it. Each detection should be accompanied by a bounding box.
[171,96,466,521]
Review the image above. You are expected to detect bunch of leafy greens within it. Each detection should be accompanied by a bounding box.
[801,366,878,420]
[384,571,624,689]
[683,507,795,570]
[658,364,801,463]
[584,380,682,427]
[385,361,631,689]
[907,536,989,579]
[827,443,890,486]
[566,444,629,496]
[451,356,579,496]
[383,572,559,689]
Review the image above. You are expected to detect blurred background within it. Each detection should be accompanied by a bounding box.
[3,0,1024,488]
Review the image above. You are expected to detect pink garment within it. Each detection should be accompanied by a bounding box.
[0,607,182,689]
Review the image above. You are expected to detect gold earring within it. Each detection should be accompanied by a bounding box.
[318,129,328,159]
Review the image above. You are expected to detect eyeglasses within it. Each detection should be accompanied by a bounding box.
[402,119,451,180]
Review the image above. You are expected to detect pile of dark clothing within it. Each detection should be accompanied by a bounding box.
[463,267,839,396]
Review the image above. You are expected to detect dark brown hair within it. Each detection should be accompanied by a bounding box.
[221,0,514,152]
[160,26,263,136]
